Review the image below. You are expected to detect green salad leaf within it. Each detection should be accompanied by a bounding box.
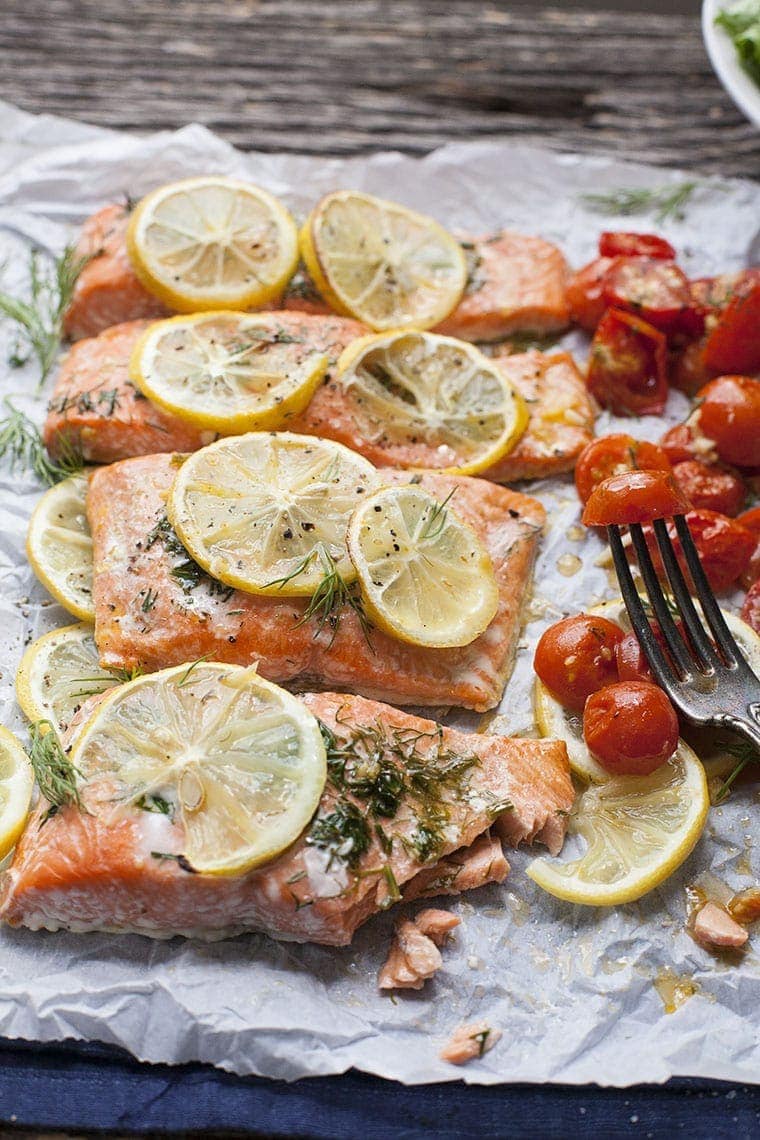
[716,0,760,86]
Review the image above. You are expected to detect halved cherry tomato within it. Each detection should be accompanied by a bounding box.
[696,375,760,468]
[702,272,760,374]
[615,631,653,683]
[583,681,679,776]
[587,308,669,416]
[660,422,700,465]
[737,505,760,588]
[533,614,624,713]
[582,470,691,528]
[566,257,615,331]
[669,337,713,396]
[644,509,756,593]
[574,434,672,505]
[671,460,746,517]
[741,578,760,635]
[598,232,676,260]
[603,258,704,339]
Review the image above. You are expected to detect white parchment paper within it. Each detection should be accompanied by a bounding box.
[0,100,759,1086]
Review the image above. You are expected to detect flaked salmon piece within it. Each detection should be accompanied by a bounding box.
[402,831,509,901]
[0,691,571,943]
[88,453,546,712]
[45,312,367,464]
[378,909,460,990]
[45,319,593,482]
[693,902,748,950]
[283,232,571,344]
[63,205,167,341]
[440,1021,501,1065]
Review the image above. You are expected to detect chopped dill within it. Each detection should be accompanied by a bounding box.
[141,587,159,612]
[712,738,757,804]
[267,545,373,649]
[136,793,173,817]
[0,245,89,385]
[306,800,371,868]
[150,851,197,873]
[145,514,235,603]
[471,1028,492,1058]
[379,864,401,908]
[176,655,212,687]
[0,398,84,485]
[419,489,456,542]
[28,721,81,809]
[579,182,698,224]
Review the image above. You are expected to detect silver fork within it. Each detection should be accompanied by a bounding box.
[608,515,760,753]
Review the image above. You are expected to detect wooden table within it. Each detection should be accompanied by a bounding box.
[1,0,759,178]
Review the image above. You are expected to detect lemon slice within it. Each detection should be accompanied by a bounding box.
[26,473,94,621]
[70,662,326,875]
[168,432,380,595]
[346,484,498,648]
[16,623,119,738]
[527,742,708,905]
[130,312,329,434]
[126,176,299,313]
[335,331,528,475]
[300,190,467,331]
[0,727,34,859]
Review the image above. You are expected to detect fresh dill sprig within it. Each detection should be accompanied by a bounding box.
[268,546,373,648]
[176,655,213,687]
[419,488,456,542]
[28,721,81,809]
[712,738,757,804]
[0,398,84,485]
[579,181,698,224]
[0,245,89,386]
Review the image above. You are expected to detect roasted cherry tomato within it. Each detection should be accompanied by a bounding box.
[644,509,756,593]
[583,681,679,776]
[582,470,691,528]
[702,271,760,374]
[671,460,746,517]
[574,434,672,505]
[738,505,760,588]
[587,308,669,416]
[615,631,653,683]
[741,578,760,635]
[695,375,760,468]
[660,422,702,465]
[603,258,703,339]
[566,256,615,331]
[598,232,676,260]
[534,614,624,713]
[669,337,713,396]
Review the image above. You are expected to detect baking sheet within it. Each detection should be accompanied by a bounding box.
[0,100,759,1086]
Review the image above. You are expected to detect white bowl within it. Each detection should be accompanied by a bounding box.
[703,0,760,128]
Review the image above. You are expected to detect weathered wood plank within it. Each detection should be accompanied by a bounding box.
[1,0,759,178]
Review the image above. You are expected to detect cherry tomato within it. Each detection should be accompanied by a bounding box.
[615,631,653,683]
[587,308,669,416]
[534,614,624,713]
[696,375,760,468]
[583,681,679,776]
[736,505,760,588]
[574,434,672,505]
[644,509,756,593]
[582,470,691,528]
[669,337,713,396]
[598,232,676,260]
[741,578,760,635]
[603,258,704,339]
[702,272,760,374]
[671,460,746,517]
[660,422,701,465]
[567,257,615,331]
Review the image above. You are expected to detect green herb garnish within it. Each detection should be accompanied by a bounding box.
[28,721,81,809]
[136,793,173,817]
[0,398,84,485]
[306,800,372,868]
[580,182,698,223]
[716,0,760,86]
[419,488,456,542]
[268,545,373,649]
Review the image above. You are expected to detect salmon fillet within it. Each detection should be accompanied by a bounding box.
[283,231,571,343]
[88,453,545,711]
[63,205,167,341]
[45,312,367,464]
[0,692,572,943]
[45,319,594,481]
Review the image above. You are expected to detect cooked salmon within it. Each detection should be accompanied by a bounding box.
[0,691,572,943]
[63,204,167,341]
[88,453,545,712]
[378,909,460,990]
[283,231,571,343]
[46,319,594,481]
[45,312,367,464]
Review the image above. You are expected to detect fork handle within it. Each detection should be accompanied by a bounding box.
[720,706,760,755]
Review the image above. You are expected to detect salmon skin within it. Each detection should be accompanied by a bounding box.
[63,204,167,341]
[88,453,545,712]
[45,319,594,481]
[284,231,571,343]
[63,205,569,345]
[45,312,367,463]
[0,691,572,943]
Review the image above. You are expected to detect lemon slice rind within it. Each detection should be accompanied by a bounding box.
[16,623,117,738]
[336,331,528,476]
[69,662,327,876]
[0,726,34,860]
[26,473,94,622]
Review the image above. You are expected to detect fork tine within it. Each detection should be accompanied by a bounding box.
[651,517,723,672]
[607,524,678,691]
[673,515,744,667]
[628,523,695,678]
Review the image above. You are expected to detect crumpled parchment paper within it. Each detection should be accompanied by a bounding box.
[0,100,759,1086]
